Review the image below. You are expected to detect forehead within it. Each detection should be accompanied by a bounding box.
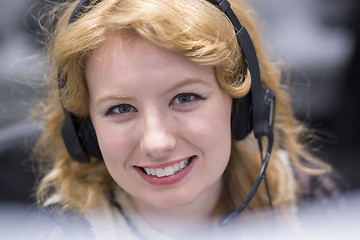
[85,33,216,98]
[86,33,213,81]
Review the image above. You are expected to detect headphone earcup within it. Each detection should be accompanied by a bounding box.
[231,93,252,141]
[61,109,102,162]
[78,118,103,160]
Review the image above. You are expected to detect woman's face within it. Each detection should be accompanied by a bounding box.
[86,34,233,210]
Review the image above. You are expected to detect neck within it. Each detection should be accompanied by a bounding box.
[131,179,223,238]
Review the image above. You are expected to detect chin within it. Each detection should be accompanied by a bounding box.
[144,188,201,210]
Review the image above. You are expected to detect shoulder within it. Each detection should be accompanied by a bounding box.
[293,164,350,203]
[277,150,349,202]
[30,191,137,239]
[26,203,95,240]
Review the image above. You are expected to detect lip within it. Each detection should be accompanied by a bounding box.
[134,156,197,186]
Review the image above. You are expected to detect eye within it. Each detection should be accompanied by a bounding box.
[173,93,203,104]
[105,104,137,115]
[171,93,205,110]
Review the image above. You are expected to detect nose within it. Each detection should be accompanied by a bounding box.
[139,112,176,160]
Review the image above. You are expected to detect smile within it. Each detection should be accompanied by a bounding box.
[141,157,193,178]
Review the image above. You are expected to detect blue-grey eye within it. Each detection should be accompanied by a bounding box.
[106,104,134,115]
[173,93,201,104]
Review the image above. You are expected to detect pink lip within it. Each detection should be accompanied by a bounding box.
[134,157,197,187]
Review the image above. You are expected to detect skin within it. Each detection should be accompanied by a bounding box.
[86,33,233,234]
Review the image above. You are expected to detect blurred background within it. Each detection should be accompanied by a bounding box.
[0,0,359,206]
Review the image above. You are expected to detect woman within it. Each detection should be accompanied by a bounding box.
[32,0,341,238]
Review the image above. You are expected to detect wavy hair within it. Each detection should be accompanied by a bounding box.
[34,0,330,214]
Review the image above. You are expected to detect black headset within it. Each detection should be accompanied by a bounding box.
[59,0,275,227]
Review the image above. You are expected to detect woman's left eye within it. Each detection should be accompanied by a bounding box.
[171,93,204,105]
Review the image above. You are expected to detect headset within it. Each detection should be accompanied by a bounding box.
[59,0,276,227]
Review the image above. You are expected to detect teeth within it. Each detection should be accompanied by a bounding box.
[164,166,174,176]
[143,157,192,178]
[156,168,165,177]
[173,163,180,172]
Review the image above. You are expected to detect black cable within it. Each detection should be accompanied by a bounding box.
[218,132,274,227]
[258,138,274,211]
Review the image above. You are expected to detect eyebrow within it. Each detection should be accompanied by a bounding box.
[96,95,136,107]
[96,78,211,106]
[166,78,211,92]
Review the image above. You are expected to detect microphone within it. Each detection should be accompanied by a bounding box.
[218,132,274,227]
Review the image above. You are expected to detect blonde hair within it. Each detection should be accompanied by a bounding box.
[34,0,330,214]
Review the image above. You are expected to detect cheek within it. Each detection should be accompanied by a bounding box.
[93,122,138,188]
[186,95,233,187]
[187,96,232,142]
[181,94,233,160]
[92,119,135,167]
